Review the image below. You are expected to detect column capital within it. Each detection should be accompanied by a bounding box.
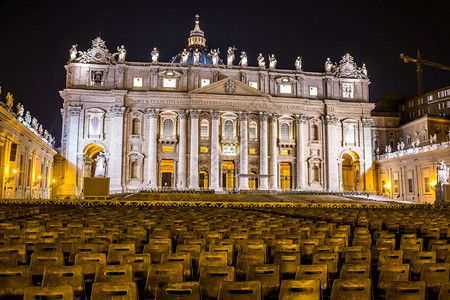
[362,117,372,127]
[259,112,269,121]
[210,110,221,120]
[68,105,82,116]
[294,114,308,124]
[238,112,250,121]
[109,106,126,117]
[269,114,279,123]
[178,110,188,119]
[144,108,160,118]
[321,114,339,125]
[189,109,201,119]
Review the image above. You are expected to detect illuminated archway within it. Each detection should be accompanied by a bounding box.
[83,144,105,177]
[341,150,360,192]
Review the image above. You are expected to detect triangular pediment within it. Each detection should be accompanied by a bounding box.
[189,77,271,99]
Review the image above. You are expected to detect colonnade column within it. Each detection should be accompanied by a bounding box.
[147,108,159,188]
[239,112,249,190]
[177,110,187,188]
[362,117,374,191]
[269,114,279,190]
[209,111,221,190]
[323,115,339,191]
[189,110,200,189]
[61,106,81,198]
[259,112,269,190]
[108,107,126,193]
[295,114,308,190]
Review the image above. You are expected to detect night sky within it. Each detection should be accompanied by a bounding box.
[0,0,449,147]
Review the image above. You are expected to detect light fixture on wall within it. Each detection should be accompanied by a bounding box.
[32,175,41,187]
[5,169,17,184]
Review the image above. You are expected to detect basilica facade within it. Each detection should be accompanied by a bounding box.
[59,18,374,198]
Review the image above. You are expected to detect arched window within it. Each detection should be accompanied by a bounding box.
[281,123,290,140]
[311,124,319,140]
[249,121,257,139]
[163,118,173,137]
[132,118,140,135]
[131,161,138,178]
[344,124,355,144]
[90,116,101,135]
[200,119,209,138]
[224,120,233,138]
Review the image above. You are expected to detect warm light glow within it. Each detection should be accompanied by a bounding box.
[133,77,143,87]
[37,175,41,180]
[162,146,173,152]
[12,169,17,174]
[200,147,208,153]
[52,179,56,183]
[200,79,210,87]
[249,148,256,154]
[281,149,290,155]
[383,182,391,190]
[430,181,436,188]
[248,81,258,89]
[280,84,292,94]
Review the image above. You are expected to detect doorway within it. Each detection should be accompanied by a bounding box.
[222,161,235,190]
[280,163,292,190]
[160,160,174,187]
[342,151,360,192]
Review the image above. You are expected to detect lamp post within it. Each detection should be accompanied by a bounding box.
[5,169,17,184]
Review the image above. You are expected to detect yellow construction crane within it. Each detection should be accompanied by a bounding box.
[399,49,450,95]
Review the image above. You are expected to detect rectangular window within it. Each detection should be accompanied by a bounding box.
[418,98,423,105]
[427,95,434,102]
[381,180,386,194]
[342,83,354,98]
[249,127,257,139]
[409,111,415,118]
[408,101,414,108]
[249,148,256,154]
[424,177,430,193]
[439,112,446,117]
[9,143,18,162]
[439,102,445,109]
[394,180,399,193]
[162,146,173,152]
[200,147,208,153]
[248,81,258,89]
[309,86,318,96]
[281,149,290,155]
[447,101,450,108]
[163,78,177,88]
[200,79,210,87]
[133,77,143,87]
[408,178,413,193]
[280,84,292,94]
[200,125,209,138]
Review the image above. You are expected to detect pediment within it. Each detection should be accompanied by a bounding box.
[189,77,271,99]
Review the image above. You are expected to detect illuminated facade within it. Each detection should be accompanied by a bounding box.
[0,105,56,199]
[59,18,374,198]
[372,88,450,203]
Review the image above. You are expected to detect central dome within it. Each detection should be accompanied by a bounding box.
[170,16,223,66]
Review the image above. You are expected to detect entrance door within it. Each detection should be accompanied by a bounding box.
[160,160,174,187]
[222,161,234,190]
[280,163,291,190]
[342,151,360,192]
[249,171,258,190]
[199,171,209,189]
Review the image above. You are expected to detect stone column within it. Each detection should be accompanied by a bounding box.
[177,110,187,188]
[362,117,374,191]
[259,112,269,190]
[173,160,177,188]
[210,111,221,190]
[147,108,159,188]
[323,115,339,192]
[189,110,201,189]
[295,114,308,190]
[239,112,249,190]
[60,106,81,198]
[269,115,279,190]
[108,107,126,193]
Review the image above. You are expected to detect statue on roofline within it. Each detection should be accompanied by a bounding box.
[5,92,13,110]
[24,111,31,126]
[239,51,248,68]
[210,49,219,66]
[325,57,333,73]
[193,48,200,65]
[115,45,126,63]
[181,49,189,66]
[227,46,236,67]
[257,53,265,69]
[295,56,302,71]
[151,47,159,63]
[69,45,78,61]
[268,54,277,70]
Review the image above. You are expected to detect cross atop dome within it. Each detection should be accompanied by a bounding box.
[188,14,206,48]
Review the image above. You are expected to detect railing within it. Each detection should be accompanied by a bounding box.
[375,141,450,161]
